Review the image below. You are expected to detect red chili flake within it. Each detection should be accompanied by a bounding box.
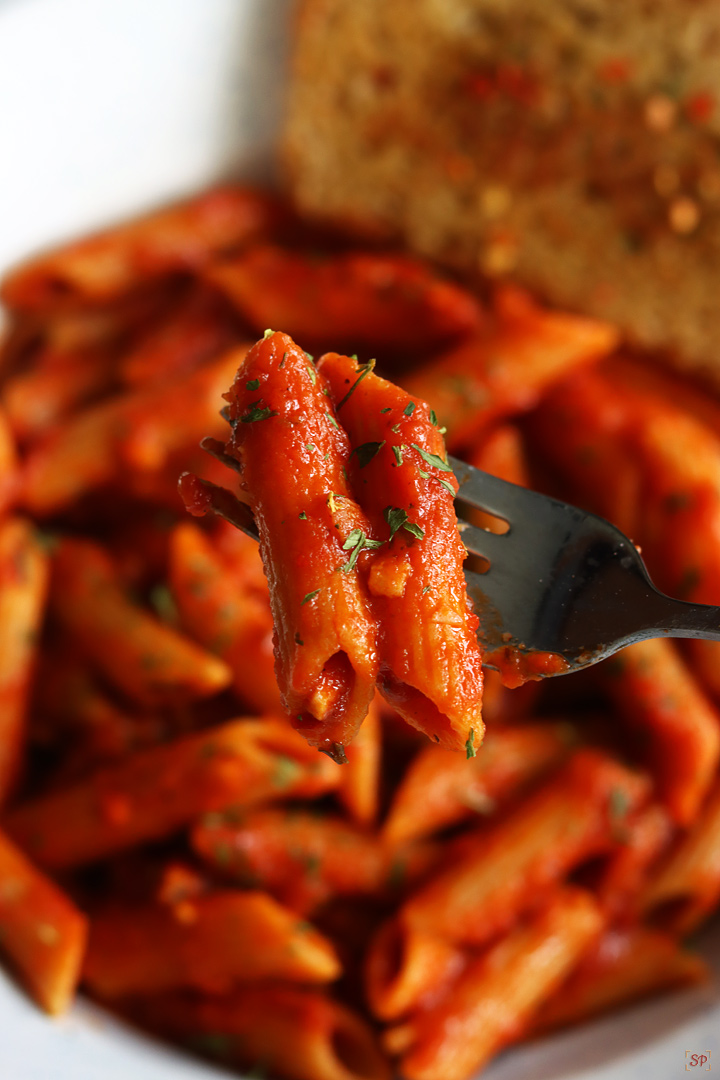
[597,58,632,85]
[685,91,715,124]
[464,65,540,107]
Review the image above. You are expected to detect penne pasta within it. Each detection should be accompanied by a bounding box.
[21,346,248,515]
[4,717,340,868]
[400,749,649,945]
[1,186,287,312]
[188,331,379,758]
[365,916,466,1020]
[135,986,391,1080]
[337,693,382,826]
[49,537,232,707]
[596,803,675,919]
[0,402,19,512]
[403,285,618,451]
[0,827,87,1015]
[383,722,574,847]
[2,340,117,442]
[191,807,387,913]
[168,520,281,714]
[640,779,720,935]
[530,926,709,1034]
[206,245,482,349]
[0,518,49,804]
[318,351,484,753]
[119,284,239,386]
[600,639,720,825]
[83,890,340,997]
[395,888,603,1080]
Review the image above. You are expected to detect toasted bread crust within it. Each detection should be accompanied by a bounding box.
[283,0,720,384]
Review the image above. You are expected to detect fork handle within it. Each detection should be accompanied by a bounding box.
[642,591,720,642]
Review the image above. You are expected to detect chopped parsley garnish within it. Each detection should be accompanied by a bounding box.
[306,363,317,385]
[392,445,404,466]
[299,511,307,519]
[384,507,425,541]
[404,402,416,416]
[327,412,339,430]
[340,528,384,573]
[422,585,432,595]
[263,328,274,338]
[305,443,316,452]
[272,755,301,789]
[411,444,453,472]
[149,583,178,625]
[465,729,477,759]
[418,468,430,479]
[351,440,385,468]
[241,402,278,423]
[306,352,314,362]
[391,424,401,433]
[430,408,439,426]
[246,378,260,391]
[336,359,376,409]
[381,407,392,414]
[439,477,456,496]
[301,589,321,606]
[609,787,631,821]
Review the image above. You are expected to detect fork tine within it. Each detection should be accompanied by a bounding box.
[449,456,515,520]
[458,522,509,562]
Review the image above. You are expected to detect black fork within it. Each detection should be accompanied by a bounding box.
[451,456,720,673]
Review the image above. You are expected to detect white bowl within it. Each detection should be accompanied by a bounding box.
[0,2,718,1078]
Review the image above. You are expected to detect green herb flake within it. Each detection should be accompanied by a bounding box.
[301,589,321,606]
[306,363,317,385]
[609,787,631,821]
[381,407,392,414]
[279,351,288,368]
[340,529,384,573]
[299,511,307,520]
[439,477,456,496]
[241,403,278,424]
[411,443,453,473]
[327,412,339,430]
[272,755,302,789]
[418,468,430,479]
[422,585,432,595]
[336,359,376,410]
[392,445,403,466]
[263,328,274,339]
[246,378,260,391]
[188,1033,234,1060]
[430,409,439,426]
[404,402,416,417]
[214,841,232,865]
[306,352,314,362]
[351,440,385,468]
[383,507,425,542]
[305,443,316,453]
[391,424,401,433]
[149,583,178,625]
[465,729,477,760]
